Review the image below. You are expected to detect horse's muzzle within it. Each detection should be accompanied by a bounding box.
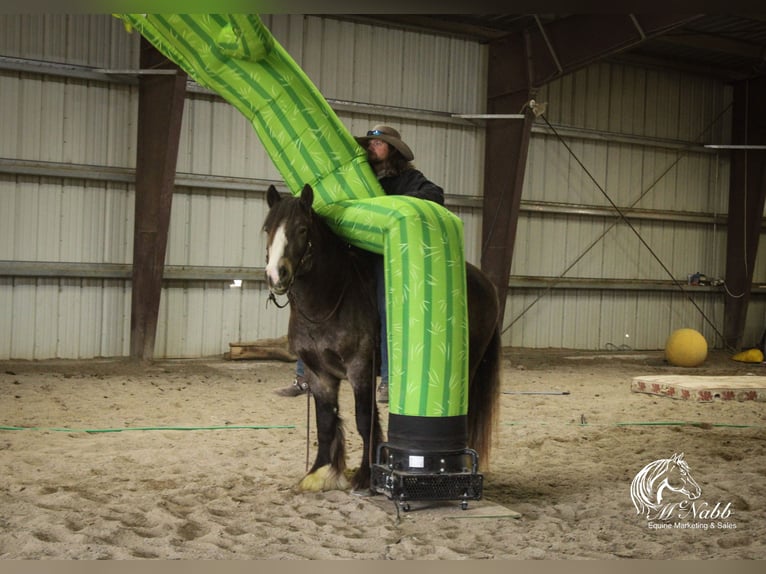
[267,273,290,295]
[265,258,293,295]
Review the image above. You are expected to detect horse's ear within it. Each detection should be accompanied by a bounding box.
[266,185,281,208]
[300,184,314,210]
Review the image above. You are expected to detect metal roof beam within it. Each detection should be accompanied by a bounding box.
[534,14,705,88]
[656,32,765,60]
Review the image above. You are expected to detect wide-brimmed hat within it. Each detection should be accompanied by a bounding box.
[355,124,414,161]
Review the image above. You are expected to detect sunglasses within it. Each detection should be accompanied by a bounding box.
[366,129,387,137]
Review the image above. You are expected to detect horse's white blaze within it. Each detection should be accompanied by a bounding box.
[265,223,288,285]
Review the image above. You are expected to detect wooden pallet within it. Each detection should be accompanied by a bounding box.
[631,375,766,402]
[226,336,297,362]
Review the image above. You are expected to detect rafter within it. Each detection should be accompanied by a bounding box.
[656,32,765,60]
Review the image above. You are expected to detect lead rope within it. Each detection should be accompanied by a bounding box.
[289,278,350,324]
[267,291,289,309]
[369,349,377,472]
[305,379,311,473]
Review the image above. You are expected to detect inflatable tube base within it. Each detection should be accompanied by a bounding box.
[387,414,467,453]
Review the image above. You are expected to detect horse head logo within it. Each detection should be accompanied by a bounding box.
[631,453,702,519]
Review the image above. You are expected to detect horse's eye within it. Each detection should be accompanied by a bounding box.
[298,226,308,237]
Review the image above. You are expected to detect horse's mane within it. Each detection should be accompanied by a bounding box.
[263,192,310,233]
[632,458,670,514]
[265,192,347,249]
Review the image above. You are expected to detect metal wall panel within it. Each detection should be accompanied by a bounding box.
[0,76,137,168]
[0,277,132,359]
[745,299,766,348]
[505,289,725,351]
[3,14,759,357]
[505,60,740,350]
[297,16,486,112]
[0,177,134,264]
[0,14,486,359]
[0,14,135,69]
[295,15,486,198]
[155,284,290,358]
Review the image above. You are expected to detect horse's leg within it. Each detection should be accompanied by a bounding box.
[298,373,349,492]
[348,363,382,490]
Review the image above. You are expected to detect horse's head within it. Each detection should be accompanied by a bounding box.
[263,184,315,295]
[661,453,702,502]
[631,452,702,517]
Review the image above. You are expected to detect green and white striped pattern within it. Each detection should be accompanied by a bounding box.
[320,197,468,416]
[118,14,468,417]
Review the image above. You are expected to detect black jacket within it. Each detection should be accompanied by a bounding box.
[378,168,445,205]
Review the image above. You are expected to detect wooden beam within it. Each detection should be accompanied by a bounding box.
[724,77,766,350]
[481,23,537,320]
[129,38,187,360]
[481,94,535,322]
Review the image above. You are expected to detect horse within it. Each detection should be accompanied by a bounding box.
[630,453,702,520]
[263,183,502,492]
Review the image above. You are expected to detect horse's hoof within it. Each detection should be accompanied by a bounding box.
[351,471,371,492]
[350,488,374,497]
[298,464,349,492]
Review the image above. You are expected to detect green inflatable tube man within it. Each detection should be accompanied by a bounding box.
[117,14,470,451]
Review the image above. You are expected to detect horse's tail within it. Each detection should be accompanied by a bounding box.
[467,324,502,470]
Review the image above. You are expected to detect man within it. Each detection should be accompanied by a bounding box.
[276,125,444,402]
[358,125,444,206]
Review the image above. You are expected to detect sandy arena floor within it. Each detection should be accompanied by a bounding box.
[1,348,764,559]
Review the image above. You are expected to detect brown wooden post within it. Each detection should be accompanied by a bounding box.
[480,29,536,321]
[130,38,187,360]
[723,78,766,350]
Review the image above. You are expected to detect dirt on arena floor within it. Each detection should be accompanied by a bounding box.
[1,348,764,559]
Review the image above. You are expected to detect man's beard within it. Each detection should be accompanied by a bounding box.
[368,153,391,176]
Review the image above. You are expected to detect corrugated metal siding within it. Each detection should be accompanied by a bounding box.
[506,289,725,351]
[0,276,131,359]
[0,76,137,168]
[506,60,738,350]
[297,16,486,113]
[0,172,135,358]
[3,14,763,357]
[0,14,487,359]
[0,15,134,69]
[155,284,291,359]
[0,178,134,264]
